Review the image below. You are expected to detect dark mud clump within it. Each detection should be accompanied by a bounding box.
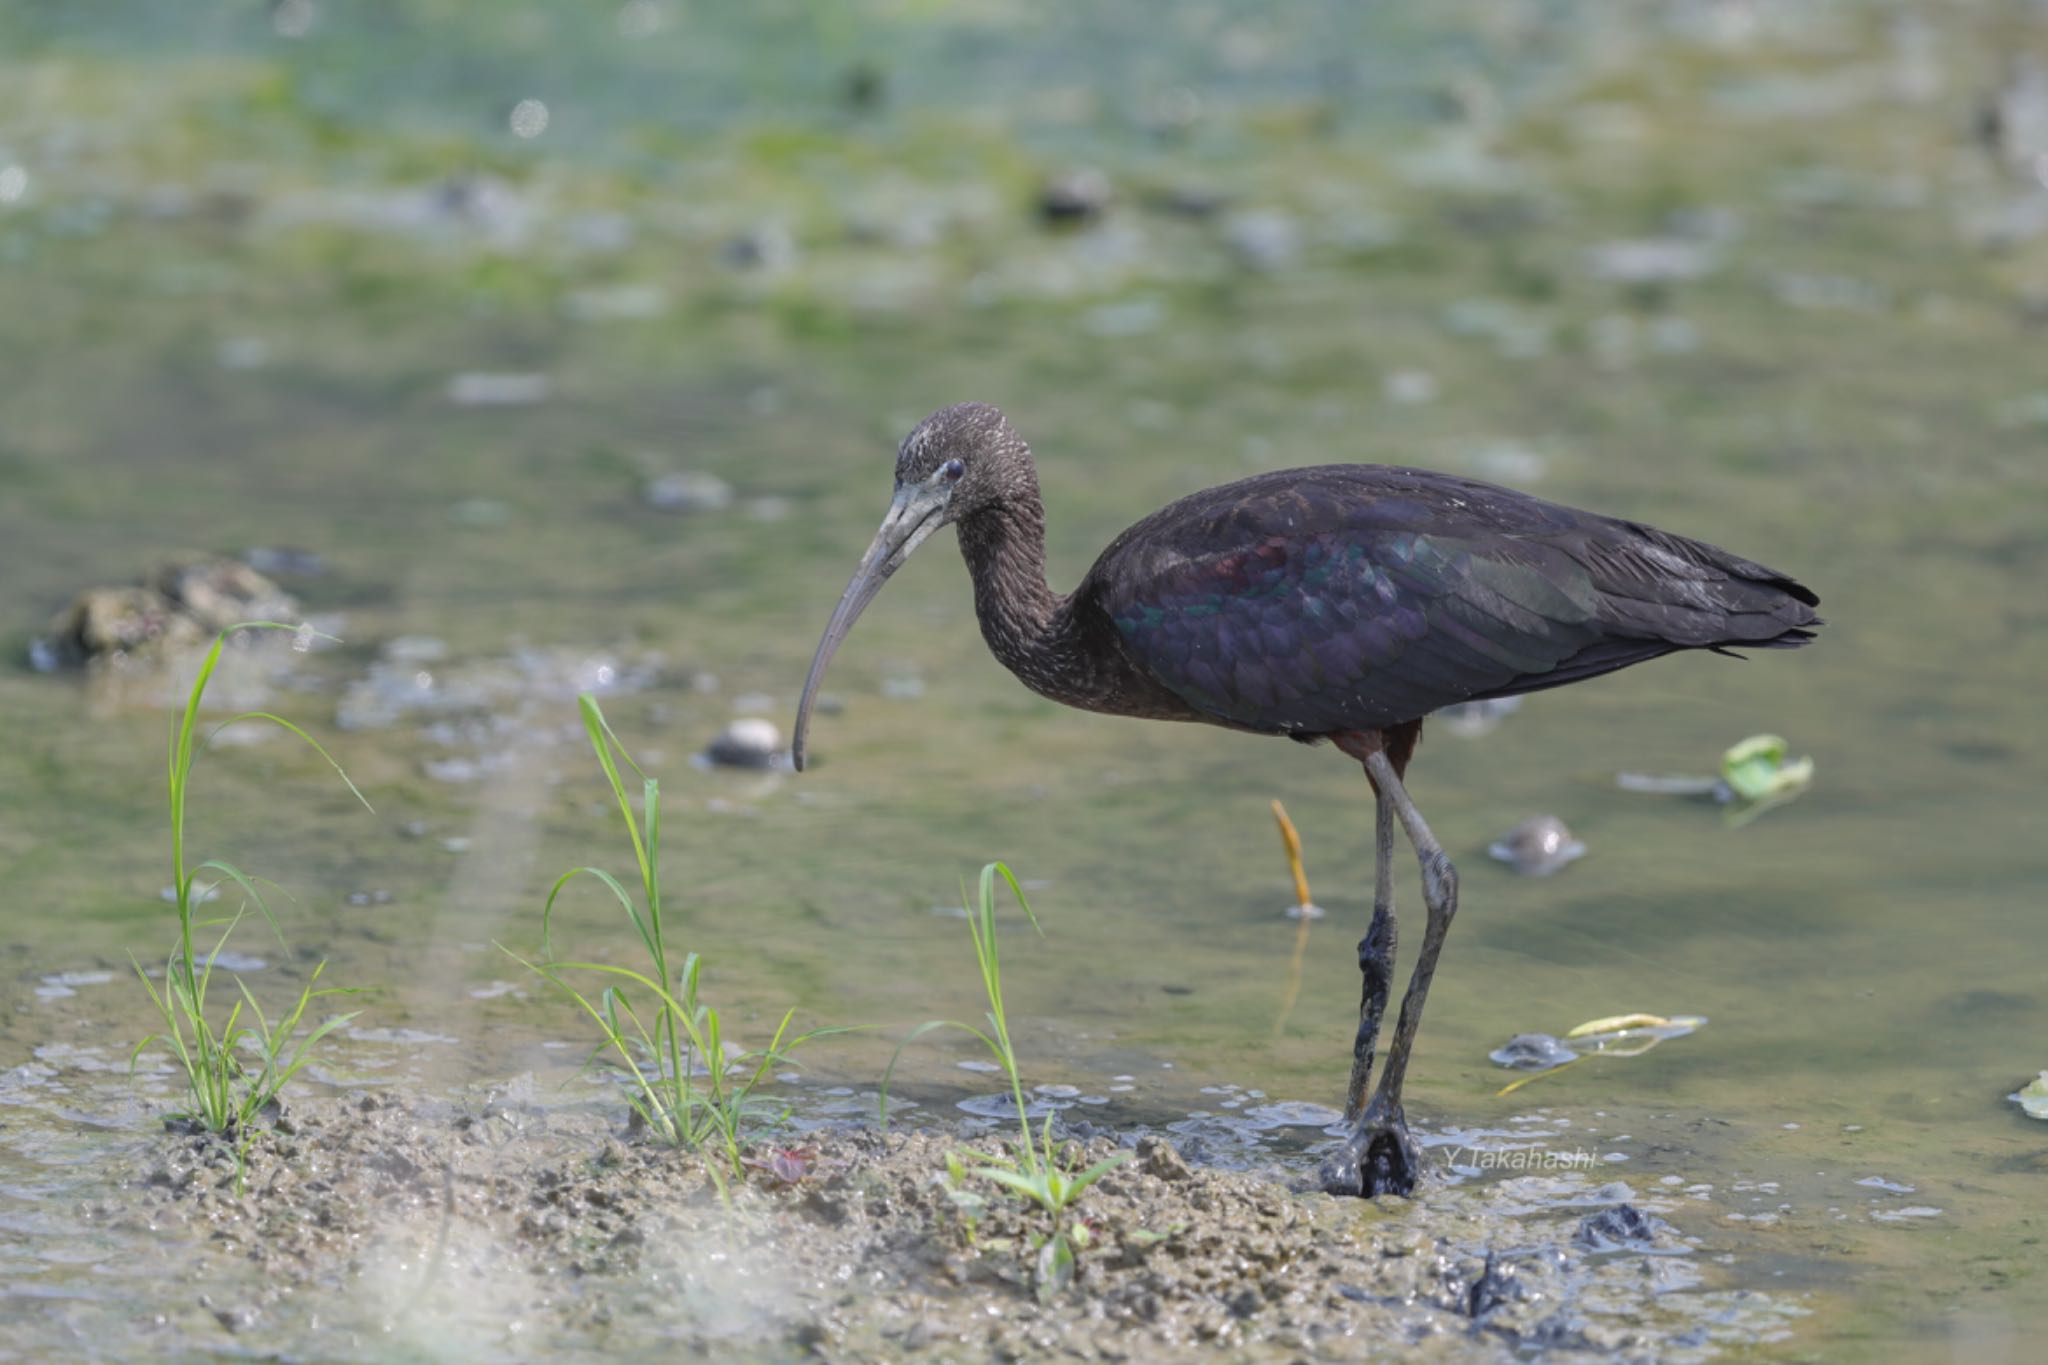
[31,557,298,672]
[118,1095,1801,1361]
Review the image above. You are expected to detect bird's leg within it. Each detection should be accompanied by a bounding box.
[1343,790,1397,1121]
[1361,748,1459,1117]
[1320,749,1459,1199]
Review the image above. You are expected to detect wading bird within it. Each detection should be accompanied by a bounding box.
[793,403,1819,1196]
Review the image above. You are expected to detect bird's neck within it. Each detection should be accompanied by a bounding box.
[955,495,1086,702]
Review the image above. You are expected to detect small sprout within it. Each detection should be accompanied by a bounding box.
[1269,799,1319,919]
[2010,1072,2048,1121]
[880,864,1129,1298]
[1270,799,1320,1037]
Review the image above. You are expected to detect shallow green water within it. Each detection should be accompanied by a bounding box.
[3,2,2046,1359]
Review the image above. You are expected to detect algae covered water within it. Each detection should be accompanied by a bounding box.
[2,3,2045,1360]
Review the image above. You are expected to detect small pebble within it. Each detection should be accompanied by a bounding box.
[562,284,667,321]
[644,471,734,514]
[1039,169,1111,224]
[721,222,797,271]
[446,373,550,407]
[448,498,511,528]
[216,337,270,370]
[1487,815,1586,876]
[704,718,783,770]
[1152,184,1229,219]
[1383,369,1438,404]
[1221,210,1301,271]
[1576,1202,1659,1249]
[243,546,325,577]
[1585,237,1717,285]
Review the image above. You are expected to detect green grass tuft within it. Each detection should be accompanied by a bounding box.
[131,623,371,1156]
[506,694,841,1180]
[883,861,1131,1300]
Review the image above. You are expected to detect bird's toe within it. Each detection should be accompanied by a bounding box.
[1317,1151,1366,1198]
[1318,1103,1422,1199]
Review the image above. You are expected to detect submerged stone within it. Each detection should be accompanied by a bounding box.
[1038,169,1111,224]
[1575,1201,1661,1250]
[1241,1100,1344,1130]
[1383,368,1438,405]
[956,1091,1064,1120]
[445,372,551,406]
[643,470,735,513]
[1585,237,1717,285]
[242,546,326,578]
[1150,184,1230,219]
[1491,1033,1580,1070]
[1221,210,1302,271]
[1488,815,1587,876]
[721,222,797,272]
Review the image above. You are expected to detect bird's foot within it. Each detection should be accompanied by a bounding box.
[1317,1098,1421,1198]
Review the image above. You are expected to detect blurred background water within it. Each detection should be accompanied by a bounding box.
[2,1,2046,1359]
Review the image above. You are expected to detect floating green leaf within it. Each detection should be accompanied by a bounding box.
[2010,1072,2048,1121]
[1720,733,1814,804]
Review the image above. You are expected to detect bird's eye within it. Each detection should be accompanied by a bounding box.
[939,458,966,483]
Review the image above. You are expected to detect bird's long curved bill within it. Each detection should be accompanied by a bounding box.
[791,488,945,771]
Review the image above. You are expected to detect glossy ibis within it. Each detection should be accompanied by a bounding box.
[793,402,1820,1197]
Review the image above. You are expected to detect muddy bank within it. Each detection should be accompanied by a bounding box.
[118,1095,1797,1361]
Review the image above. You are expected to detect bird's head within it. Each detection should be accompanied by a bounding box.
[890,400,1032,519]
[792,401,1029,771]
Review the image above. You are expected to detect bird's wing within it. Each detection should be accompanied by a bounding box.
[1088,466,1813,735]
